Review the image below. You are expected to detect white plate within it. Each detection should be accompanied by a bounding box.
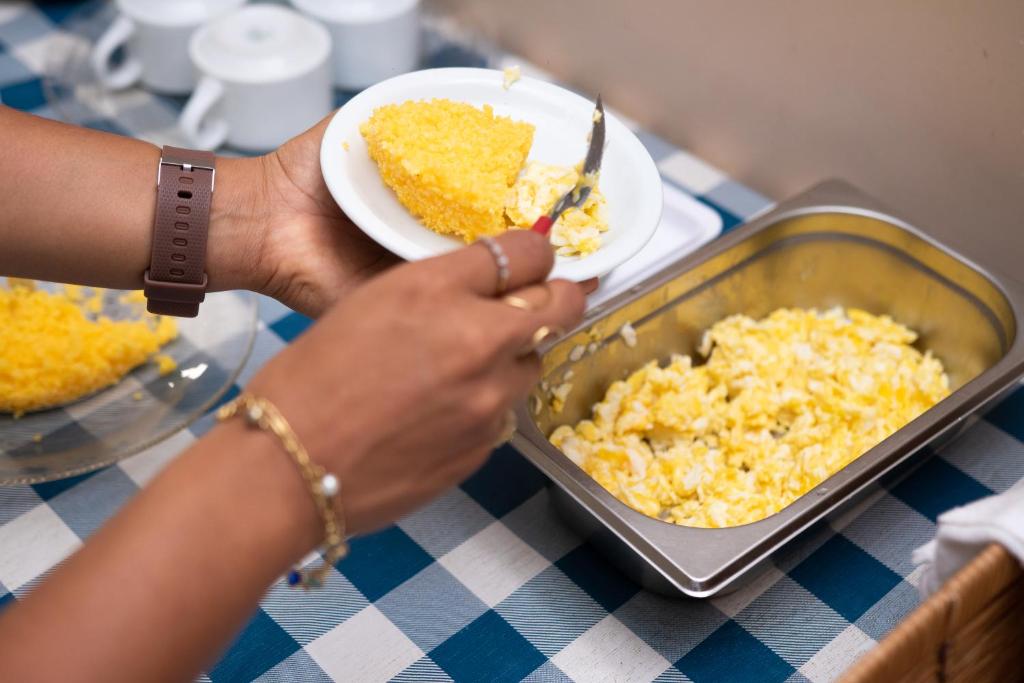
[588,182,723,306]
[319,67,664,281]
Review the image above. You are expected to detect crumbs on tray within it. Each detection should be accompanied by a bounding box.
[620,322,637,348]
[550,381,573,414]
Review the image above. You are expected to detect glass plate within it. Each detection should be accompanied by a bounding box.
[0,286,257,484]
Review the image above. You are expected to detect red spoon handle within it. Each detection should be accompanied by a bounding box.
[531,215,554,235]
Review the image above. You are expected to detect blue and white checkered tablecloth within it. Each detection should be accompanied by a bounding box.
[3,2,1024,681]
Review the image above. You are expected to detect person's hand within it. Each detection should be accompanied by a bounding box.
[213,115,600,318]
[247,231,585,534]
[215,116,398,318]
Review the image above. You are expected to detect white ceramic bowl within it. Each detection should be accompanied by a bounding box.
[319,67,663,281]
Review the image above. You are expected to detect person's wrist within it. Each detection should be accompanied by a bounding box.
[206,156,270,294]
[246,365,376,535]
[204,417,323,567]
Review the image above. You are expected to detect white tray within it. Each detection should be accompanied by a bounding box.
[588,182,722,307]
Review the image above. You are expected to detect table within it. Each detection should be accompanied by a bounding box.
[2,2,1023,681]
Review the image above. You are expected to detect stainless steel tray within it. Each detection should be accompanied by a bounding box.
[512,179,1024,598]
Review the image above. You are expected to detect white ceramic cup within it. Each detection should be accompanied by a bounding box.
[179,5,333,151]
[289,0,420,90]
[90,0,247,94]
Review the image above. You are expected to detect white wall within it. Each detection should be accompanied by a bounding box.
[434,0,1024,276]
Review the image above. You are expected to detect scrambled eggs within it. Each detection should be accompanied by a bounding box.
[550,307,950,528]
[505,161,609,257]
[0,279,177,416]
[502,65,521,90]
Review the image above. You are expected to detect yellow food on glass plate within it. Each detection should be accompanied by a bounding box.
[0,279,178,417]
[550,307,950,528]
[360,98,608,257]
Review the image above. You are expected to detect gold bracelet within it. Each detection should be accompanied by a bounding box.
[217,393,349,589]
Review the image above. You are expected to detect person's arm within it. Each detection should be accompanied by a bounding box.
[0,106,395,317]
[0,106,257,293]
[0,421,319,683]
[0,231,586,682]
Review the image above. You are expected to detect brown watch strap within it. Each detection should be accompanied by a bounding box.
[144,146,215,317]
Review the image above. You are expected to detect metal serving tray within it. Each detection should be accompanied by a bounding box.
[512,179,1024,598]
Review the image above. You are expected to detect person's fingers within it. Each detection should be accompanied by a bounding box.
[300,111,336,143]
[431,230,555,296]
[434,443,494,485]
[495,352,544,399]
[495,279,587,354]
[578,278,599,295]
[462,398,524,455]
[499,282,553,311]
[431,406,514,483]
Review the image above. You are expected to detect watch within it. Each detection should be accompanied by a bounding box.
[143,145,215,317]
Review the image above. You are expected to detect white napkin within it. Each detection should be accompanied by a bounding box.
[912,480,1024,597]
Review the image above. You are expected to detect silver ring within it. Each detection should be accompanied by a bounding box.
[478,237,511,295]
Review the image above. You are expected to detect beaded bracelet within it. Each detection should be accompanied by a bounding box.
[217,393,349,589]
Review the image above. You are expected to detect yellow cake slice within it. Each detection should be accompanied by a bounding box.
[360,99,535,242]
